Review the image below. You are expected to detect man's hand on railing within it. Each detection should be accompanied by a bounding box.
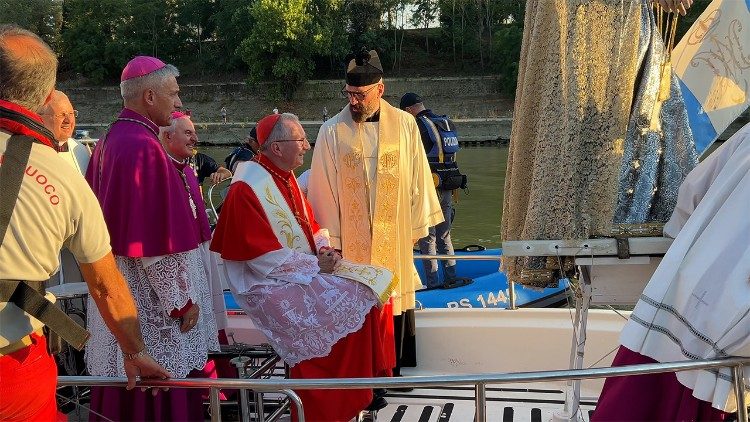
[124,353,172,395]
[209,167,232,185]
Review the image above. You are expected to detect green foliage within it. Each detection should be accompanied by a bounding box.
[172,0,220,74]
[211,0,255,70]
[436,0,493,69]
[491,24,522,96]
[0,0,63,49]
[3,0,713,98]
[411,0,438,30]
[238,0,350,99]
[239,0,313,98]
[61,0,135,82]
[60,0,200,82]
[346,0,387,52]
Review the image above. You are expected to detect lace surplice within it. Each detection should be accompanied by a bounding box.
[229,250,377,366]
[86,248,220,378]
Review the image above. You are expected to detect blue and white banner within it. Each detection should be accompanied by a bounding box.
[672,0,750,154]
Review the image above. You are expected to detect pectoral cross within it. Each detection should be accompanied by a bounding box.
[188,195,197,219]
[178,171,198,219]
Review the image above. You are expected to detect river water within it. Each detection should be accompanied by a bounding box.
[202,145,508,248]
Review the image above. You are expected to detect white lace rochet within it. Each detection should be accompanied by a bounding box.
[227,249,377,366]
[86,247,220,378]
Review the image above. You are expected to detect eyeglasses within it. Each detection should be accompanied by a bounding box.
[340,85,378,101]
[42,110,78,119]
[274,138,309,144]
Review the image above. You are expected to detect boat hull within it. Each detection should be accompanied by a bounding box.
[414,248,570,309]
[225,307,627,398]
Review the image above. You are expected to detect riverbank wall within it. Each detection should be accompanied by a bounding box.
[64,76,513,144]
[64,75,747,145]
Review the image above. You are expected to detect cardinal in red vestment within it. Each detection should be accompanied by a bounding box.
[211,113,391,421]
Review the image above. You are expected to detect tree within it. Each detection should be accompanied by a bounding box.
[0,0,63,49]
[238,0,348,99]
[491,24,523,96]
[174,0,220,74]
[61,0,135,82]
[60,0,192,83]
[345,0,386,52]
[411,0,437,54]
[211,0,254,70]
[309,0,350,74]
[381,0,409,70]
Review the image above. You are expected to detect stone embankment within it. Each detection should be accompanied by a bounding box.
[64,76,514,145]
[64,75,748,145]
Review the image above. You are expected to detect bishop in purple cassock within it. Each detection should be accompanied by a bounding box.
[85,56,219,421]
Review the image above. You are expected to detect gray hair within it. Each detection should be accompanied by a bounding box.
[158,113,189,140]
[263,113,301,149]
[120,64,180,102]
[0,25,57,111]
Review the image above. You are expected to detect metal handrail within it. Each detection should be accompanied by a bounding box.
[206,176,232,221]
[59,356,750,422]
[413,254,500,261]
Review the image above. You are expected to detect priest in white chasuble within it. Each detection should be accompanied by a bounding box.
[211,113,393,422]
[307,50,443,374]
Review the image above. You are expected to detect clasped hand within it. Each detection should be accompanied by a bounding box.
[317,246,341,273]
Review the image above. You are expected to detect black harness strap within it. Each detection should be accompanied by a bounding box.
[0,135,90,351]
[0,280,90,350]
[0,135,33,240]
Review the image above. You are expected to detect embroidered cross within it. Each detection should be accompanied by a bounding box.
[691,291,709,310]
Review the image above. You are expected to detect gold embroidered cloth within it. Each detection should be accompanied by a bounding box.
[308,99,442,314]
[502,0,697,287]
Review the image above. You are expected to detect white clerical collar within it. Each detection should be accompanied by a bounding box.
[166,151,188,165]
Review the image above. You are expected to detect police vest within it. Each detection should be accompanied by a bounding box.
[419,114,459,164]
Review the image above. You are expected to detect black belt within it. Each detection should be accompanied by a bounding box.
[428,157,456,164]
[0,280,90,351]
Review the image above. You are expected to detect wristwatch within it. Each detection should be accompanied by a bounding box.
[122,348,147,360]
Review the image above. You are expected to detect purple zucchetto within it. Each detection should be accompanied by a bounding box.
[121,56,167,82]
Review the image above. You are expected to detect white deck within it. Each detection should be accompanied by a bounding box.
[224,307,627,421]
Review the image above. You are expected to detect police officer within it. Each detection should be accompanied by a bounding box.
[400,92,467,288]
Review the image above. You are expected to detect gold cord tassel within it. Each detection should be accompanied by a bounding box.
[657,5,679,102]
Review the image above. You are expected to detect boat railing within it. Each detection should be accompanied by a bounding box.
[59,356,750,422]
[206,177,232,223]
